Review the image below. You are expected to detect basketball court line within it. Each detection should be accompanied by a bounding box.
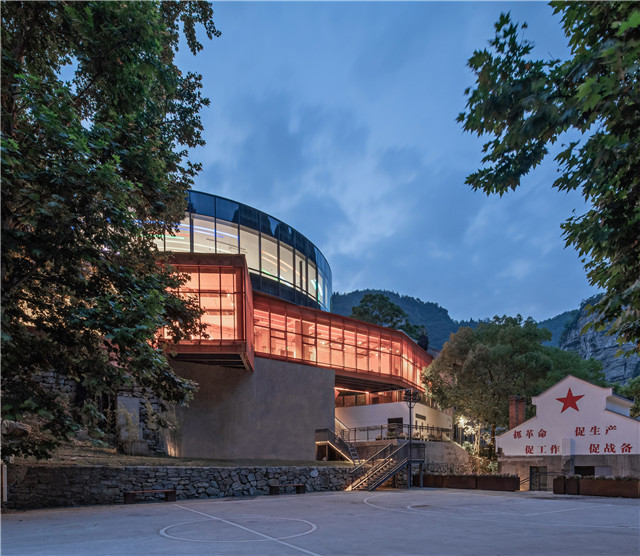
[362,493,638,530]
[168,503,322,556]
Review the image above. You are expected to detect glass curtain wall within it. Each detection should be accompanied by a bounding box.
[167,265,246,344]
[253,295,430,389]
[155,192,332,311]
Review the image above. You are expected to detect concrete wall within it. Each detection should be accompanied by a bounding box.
[171,356,335,461]
[499,454,640,490]
[3,464,351,510]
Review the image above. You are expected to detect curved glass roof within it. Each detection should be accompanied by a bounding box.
[155,190,332,311]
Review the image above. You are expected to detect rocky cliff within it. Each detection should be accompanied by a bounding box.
[559,302,640,385]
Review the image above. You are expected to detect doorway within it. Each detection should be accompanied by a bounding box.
[529,466,547,490]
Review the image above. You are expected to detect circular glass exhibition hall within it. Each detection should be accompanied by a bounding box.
[154,190,332,311]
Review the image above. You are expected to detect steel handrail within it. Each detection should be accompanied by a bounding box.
[350,443,395,477]
[352,443,409,491]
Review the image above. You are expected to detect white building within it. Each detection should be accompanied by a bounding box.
[496,375,640,490]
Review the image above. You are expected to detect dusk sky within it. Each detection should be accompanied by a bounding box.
[177,1,599,323]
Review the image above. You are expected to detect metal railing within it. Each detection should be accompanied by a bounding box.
[335,416,350,435]
[349,442,426,491]
[350,443,395,480]
[315,429,359,465]
[339,424,452,444]
[349,444,404,490]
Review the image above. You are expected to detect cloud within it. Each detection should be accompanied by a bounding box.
[498,259,534,281]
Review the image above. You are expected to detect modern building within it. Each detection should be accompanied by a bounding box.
[496,375,640,490]
[145,190,453,462]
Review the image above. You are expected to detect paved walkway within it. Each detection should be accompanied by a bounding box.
[3,489,639,555]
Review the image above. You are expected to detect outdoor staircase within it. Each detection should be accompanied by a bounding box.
[335,417,361,466]
[347,443,410,491]
[315,426,361,466]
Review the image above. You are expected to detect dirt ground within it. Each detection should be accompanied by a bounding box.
[10,439,349,469]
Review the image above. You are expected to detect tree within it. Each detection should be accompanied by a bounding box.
[615,375,640,418]
[1,2,220,459]
[423,315,605,452]
[350,293,420,339]
[458,3,640,355]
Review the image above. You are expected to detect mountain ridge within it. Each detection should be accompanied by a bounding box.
[331,289,638,384]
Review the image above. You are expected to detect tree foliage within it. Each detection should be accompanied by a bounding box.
[615,375,640,418]
[423,315,605,446]
[350,293,421,339]
[458,2,640,354]
[1,1,220,459]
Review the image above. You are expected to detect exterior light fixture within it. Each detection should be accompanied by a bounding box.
[403,388,421,488]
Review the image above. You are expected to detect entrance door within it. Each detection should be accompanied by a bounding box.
[529,466,547,491]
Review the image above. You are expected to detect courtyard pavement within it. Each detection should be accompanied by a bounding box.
[2,488,639,555]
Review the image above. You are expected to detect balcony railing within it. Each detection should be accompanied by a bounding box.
[339,424,452,444]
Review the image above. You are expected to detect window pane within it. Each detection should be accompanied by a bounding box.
[261,213,279,237]
[192,215,216,253]
[221,291,236,340]
[344,324,357,346]
[201,293,221,339]
[165,219,191,252]
[307,261,317,300]
[179,267,199,293]
[271,331,286,357]
[238,204,260,229]
[216,219,239,254]
[344,344,356,369]
[254,308,270,328]
[369,349,379,373]
[302,315,315,336]
[317,338,330,365]
[240,226,260,271]
[255,326,270,353]
[199,268,220,292]
[302,337,316,363]
[318,272,324,306]
[295,251,306,291]
[153,234,164,251]
[261,235,278,279]
[270,304,286,332]
[188,190,215,216]
[330,323,343,343]
[331,343,343,368]
[287,310,302,334]
[357,348,368,371]
[279,244,294,285]
[316,318,330,341]
[216,197,239,221]
[287,331,301,358]
[220,270,235,294]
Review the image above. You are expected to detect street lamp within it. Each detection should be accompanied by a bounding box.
[403,389,421,488]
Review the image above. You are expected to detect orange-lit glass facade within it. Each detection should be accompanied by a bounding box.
[253,295,429,391]
[165,254,254,371]
[167,254,430,391]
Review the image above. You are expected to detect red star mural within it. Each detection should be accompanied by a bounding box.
[556,388,584,413]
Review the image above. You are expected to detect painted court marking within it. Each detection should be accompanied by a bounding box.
[160,504,321,556]
[364,493,638,530]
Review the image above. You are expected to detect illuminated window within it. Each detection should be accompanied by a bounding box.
[307,261,317,300]
[261,235,278,279]
[249,291,430,389]
[165,219,191,252]
[240,227,260,271]
[216,219,239,254]
[295,251,306,292]
[192,216,216,253]
[280,244,294,285]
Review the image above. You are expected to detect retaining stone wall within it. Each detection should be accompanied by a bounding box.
[4,464,352,510]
